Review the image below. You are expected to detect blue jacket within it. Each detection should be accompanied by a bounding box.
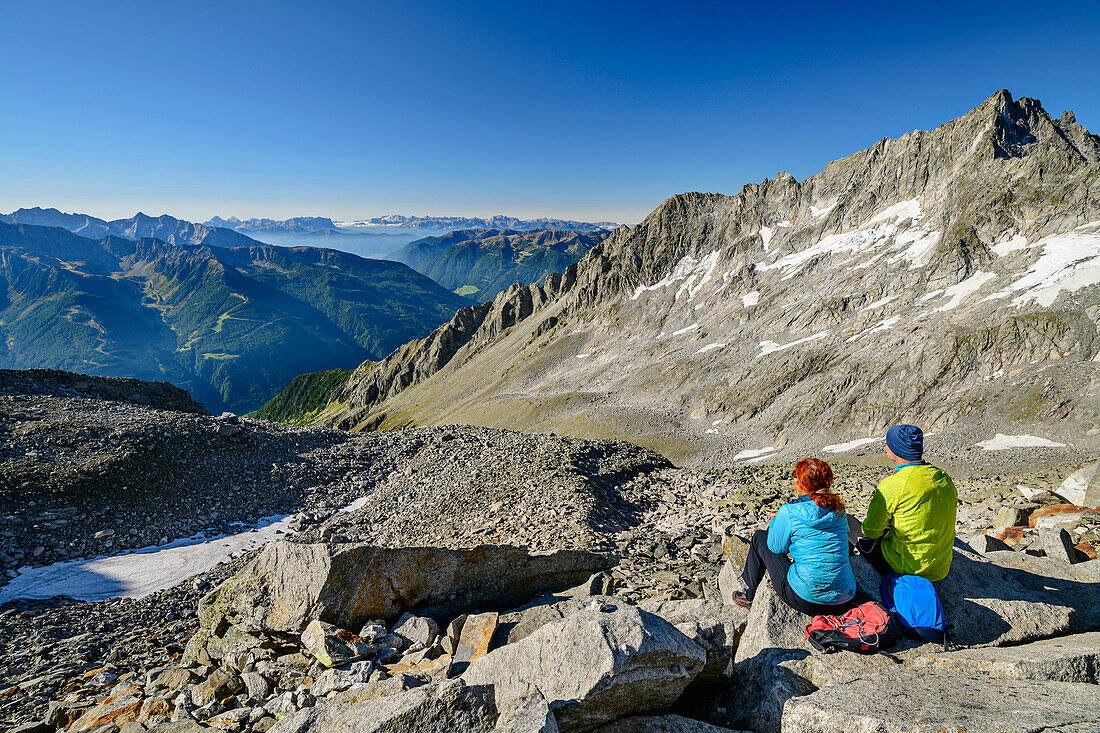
[768,495,856,605]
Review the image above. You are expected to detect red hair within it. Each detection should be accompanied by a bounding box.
[794,457,845,514]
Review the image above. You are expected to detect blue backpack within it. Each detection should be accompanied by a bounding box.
[881,573,951,648]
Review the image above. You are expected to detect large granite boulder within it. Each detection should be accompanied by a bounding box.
[1055,461,1100,507]
[271,678,557,733]
[188,541,613,661]
[494,595,620,647]
[638,599,748,684]
[781,669,1100,732]
[495,595,745,687]
[464,605,707,732]
[914,630,1100,683]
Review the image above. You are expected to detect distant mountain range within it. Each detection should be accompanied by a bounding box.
[204,216,337,234]
[0,221,470,413]
[388,229,608,299]
[338,214,619,232]
[1,208,260,248]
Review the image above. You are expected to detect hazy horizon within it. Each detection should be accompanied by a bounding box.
[2,0,1098,224]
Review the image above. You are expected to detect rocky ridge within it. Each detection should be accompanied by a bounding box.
[302,91,1100,467]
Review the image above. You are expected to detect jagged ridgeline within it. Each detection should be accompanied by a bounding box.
[0,225,470,413]
[274,91,1099,462]
[386,228,608,300]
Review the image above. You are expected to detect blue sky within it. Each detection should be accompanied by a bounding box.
[1,0,1098,224]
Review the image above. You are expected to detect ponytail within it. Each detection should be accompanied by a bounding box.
[794,457,845,515]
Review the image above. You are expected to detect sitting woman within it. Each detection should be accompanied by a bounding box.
[733,457,856,615]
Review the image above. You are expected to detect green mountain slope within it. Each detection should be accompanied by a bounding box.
[386,229,485,268]
[392,229,608,299]
[0,222,470,413]
[248,368,353,423]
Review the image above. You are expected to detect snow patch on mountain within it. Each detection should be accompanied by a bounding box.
[758,331,829,357]
[986,222,1100,307]
[975,434,1068,450]
[936,271,998,311]
[733,446,775,461]
[759,222,790,251]
[848,316,900,342]
[0,514,295,603]
[992,233,1030,257]
[758,199,937,274]
[632,252,716,300]
[823,436,883,453]
[862,294,901,311]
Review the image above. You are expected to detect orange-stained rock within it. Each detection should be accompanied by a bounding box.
[70,695,143,731]
[992,526,1028,546]
[721,531,750,569]
[1075,542,1097,560]
[138,696,172,724]
[449,611,499,675]
[1029,504,1095,528]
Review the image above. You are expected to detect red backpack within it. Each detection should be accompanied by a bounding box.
[804,601,898,653]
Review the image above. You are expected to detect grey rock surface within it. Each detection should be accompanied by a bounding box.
[464,605,706,732]
[914,630,1100,683]
[638,599,748,683]
[270,679,498,733]
[781,670,1100,732]
[1056,461,1100,506]
[194,541,614,638]
[1040,526,1079,563]
[727,579,817,733]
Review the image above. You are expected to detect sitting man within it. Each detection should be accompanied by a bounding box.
[848,424,957,581]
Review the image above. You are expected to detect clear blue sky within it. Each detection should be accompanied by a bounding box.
[2,0,1098,224]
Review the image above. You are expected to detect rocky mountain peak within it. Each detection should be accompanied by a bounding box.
[299,91,1098,467]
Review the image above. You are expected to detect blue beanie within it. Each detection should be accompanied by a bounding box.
[886,424,923,461]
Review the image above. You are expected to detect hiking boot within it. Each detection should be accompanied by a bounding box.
[733,590,752,609]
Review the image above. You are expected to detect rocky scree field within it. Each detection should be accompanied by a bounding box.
[1,370,1099,732]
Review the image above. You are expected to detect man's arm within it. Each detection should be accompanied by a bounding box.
[862,489,891,539]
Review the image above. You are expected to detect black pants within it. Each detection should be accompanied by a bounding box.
[740,530,854,616]
[846,514,896,577]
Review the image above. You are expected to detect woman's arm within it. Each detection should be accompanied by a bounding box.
[767,506,794,554]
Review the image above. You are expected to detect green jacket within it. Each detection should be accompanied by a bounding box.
[863,463,957,581]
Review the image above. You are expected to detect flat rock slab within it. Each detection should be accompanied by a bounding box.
[781,670,1100,732]
[915,630,1100,683]
[196,541,614,634]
